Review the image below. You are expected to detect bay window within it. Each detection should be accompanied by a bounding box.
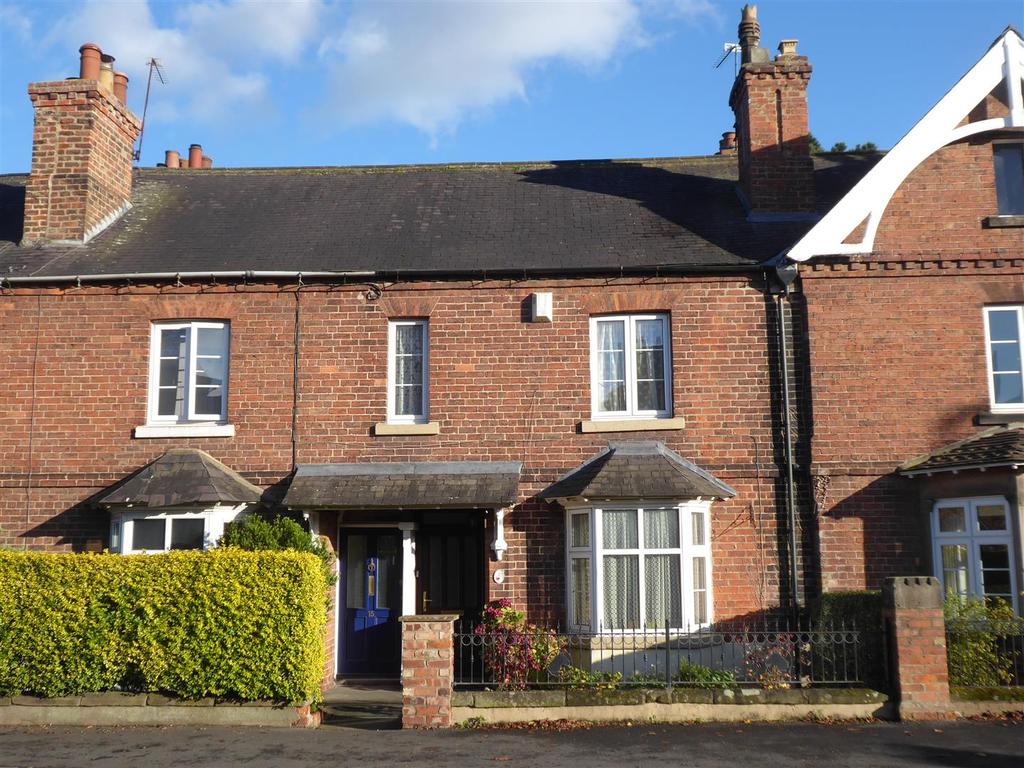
[111,505,245,554]
[931,497,1018,610]
[566,501,711,631]
[590,314,672,419]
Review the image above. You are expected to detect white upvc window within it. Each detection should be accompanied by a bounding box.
[590,314,672,419]
[993,142,1024,216]
[147,321,230,424]
[565,501,712,632]
[111,505,246,554]
[931,496,1018,612]
[984,306,1024,411]
[387,319,428,424]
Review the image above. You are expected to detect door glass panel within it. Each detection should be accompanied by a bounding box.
[376,535,399,610]
[976,504,1007,531]
[644,508,679,549]
[941,544,969,598]
[346,535,367,609]
[132,518,166,551]
[938,506,966,533]
[170,518,205,550]
[602,509,638,549]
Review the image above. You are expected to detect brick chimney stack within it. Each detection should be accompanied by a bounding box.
[728,5,815,216]
[22,43,142,245]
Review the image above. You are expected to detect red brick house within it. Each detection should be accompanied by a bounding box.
[1,8,1019,680]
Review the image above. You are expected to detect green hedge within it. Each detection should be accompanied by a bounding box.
[812,590,885,689]
[0,549,327,703]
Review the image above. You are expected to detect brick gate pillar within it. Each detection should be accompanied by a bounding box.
[399,614,459,728]
[883,576,952,720]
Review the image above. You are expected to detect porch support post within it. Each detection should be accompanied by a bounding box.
[399,522,417,616]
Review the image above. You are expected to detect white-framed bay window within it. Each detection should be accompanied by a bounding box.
[931,496,1018,611]
[387,319,428,424]
[590,314,672,420]
[566,501,712,632]
[147,321,230,425]
[984,306,1024,411]
[110,505,246,554]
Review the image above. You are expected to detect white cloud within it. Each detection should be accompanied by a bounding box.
[44,0,323,122]
[0,4,32,40]
[317,0,648,137]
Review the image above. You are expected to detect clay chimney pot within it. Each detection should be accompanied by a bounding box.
[188,144,203,169]
[201,156,212,169]
[113,72,129,103]
[98,53,115,95]
[165,150,180,169]
[79,43,102,81]
[777,39,799,58]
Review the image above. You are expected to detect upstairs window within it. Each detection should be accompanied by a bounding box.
[993,143,1024,216]
[590,314,672,419]
[148,321,229,424]
[387,319,428,424]
[984,307,1024,411]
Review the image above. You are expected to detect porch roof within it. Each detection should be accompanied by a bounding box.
[899,424,1024,475]
[539,441,736,501]
[283,461,523,508]
[98,449,263,507]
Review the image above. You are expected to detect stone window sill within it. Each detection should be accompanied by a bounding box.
[983,215,1024,228]
[579,417,686,433]
[374,421,440,436]
[134,423,235,438]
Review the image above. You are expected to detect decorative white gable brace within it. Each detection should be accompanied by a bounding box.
[787,28,1024,261]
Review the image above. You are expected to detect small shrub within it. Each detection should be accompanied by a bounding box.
[675,659,736,688]
[945,595,1024,688]
[627,670,665,687]
[475,599,563,691]
[220,514,337,589]
[558,666,622,690]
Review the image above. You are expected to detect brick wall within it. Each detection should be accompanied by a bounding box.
[802,133,1024,590]
[399,614,457,728]
[0,275,794,623]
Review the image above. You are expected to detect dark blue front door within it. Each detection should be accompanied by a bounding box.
[341,531,400,675]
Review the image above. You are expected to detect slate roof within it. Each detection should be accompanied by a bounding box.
[283,461,523,508]
[0,154,878,279]
[540,441,736,500]
[99,449,263,507]
[899,426,1024,475]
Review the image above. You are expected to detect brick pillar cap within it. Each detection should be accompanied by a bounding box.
[883,576,943,610]
[399,614,461,622]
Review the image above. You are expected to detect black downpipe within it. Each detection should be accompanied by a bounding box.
[777,288,801,618]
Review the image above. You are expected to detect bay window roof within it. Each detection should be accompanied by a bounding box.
[540,441,736,502]
[99,449,262,508]
[900,424,1024,475]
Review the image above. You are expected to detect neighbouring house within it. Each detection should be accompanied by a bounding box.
[0,7,1019,685]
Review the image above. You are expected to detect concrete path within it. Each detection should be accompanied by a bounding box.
[321,681,401,729]
[0,720,1020,767]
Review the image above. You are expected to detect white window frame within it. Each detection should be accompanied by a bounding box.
[147,321,230,425]
[564,500,712,633]
[111,504,246,554]
[931,496,1018,613]
[983,306,1024,413]
[589,314,672,420]
[386,319,429,424]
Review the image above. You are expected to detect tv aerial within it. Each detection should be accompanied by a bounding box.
[715,42,741,76]
[133,58,166,163]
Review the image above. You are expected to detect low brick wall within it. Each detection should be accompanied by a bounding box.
[451,687,892,725]
[400,614,459,728]
[0,692,319,728]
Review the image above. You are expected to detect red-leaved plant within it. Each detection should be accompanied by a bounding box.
[474,599,563,690]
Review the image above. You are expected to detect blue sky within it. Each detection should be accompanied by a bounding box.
[0,0,1020,172]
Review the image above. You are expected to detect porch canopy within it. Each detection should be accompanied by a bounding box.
[539,441,736,501]
[283,461,523,508]
[98,448,263,508]
[899,424,1024,476]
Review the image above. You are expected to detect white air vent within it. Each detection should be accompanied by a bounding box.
[530,292,553,323]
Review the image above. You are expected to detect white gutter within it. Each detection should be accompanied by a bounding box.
[0,270,377,286]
